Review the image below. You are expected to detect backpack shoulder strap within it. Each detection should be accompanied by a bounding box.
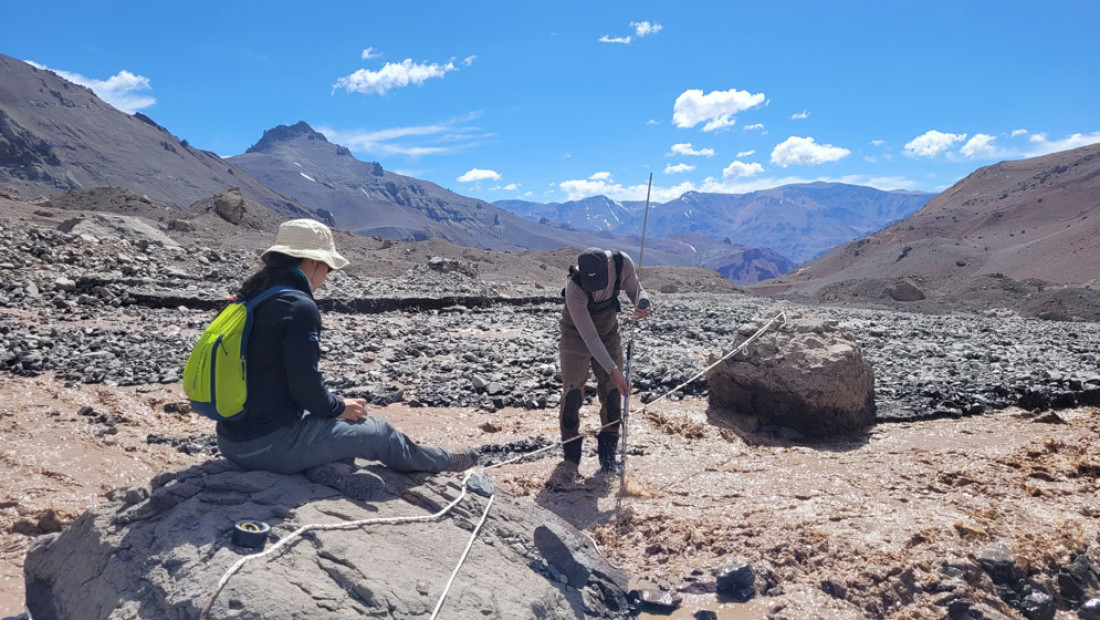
[240,286,305,358]
[244,285,303,310]
[611,250,623,293]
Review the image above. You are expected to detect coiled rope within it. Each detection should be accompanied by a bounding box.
[200,471,481,619]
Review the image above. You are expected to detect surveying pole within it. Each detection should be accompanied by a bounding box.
[621,172,653,490]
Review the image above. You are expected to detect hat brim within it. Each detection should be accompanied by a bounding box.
[262,245,349,270]
[579,272,609,293]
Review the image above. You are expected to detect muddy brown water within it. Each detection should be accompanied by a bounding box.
[1,371,1097,618]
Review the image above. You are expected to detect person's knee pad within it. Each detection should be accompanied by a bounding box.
[605,389,621,424]
[561,389,582,431]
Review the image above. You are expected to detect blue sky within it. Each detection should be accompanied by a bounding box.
[6,1,1099,204]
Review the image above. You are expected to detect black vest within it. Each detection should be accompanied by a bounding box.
[564,250,624,314]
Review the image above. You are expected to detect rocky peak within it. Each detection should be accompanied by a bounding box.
[245,121,329,154]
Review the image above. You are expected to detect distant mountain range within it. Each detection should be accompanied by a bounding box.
[497,183,933,265]
[0,54,685,263]
[758,142,1100,292]
[0,53,315,220]
[15,51,1036,288]
[226,122,681,256]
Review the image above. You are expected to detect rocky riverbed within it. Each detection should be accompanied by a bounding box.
[1,195,1099,618]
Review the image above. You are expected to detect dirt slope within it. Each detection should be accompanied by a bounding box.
[758,143,1100,295]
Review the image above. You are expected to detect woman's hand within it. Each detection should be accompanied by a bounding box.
[337,398,368,422]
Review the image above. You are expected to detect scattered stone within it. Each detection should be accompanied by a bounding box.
[887,280,926,302]
[975,542,1021,586]
[1019,590,1055,620]
[631,588,682,611]
[715,559,755,593]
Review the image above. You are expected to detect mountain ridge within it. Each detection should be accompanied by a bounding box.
[0,53,316,220]
[496,183,933,265]
[756,142,1100,293]
[228,121,690,262]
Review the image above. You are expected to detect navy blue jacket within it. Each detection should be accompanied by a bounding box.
[216,269,345,442]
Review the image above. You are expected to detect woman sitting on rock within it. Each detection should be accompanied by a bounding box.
[215,218,476,475]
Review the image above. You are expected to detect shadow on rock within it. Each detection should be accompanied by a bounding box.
[705,403,870,453]
[23,458,631,619]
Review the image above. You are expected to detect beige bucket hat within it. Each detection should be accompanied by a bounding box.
[262,219,349,270]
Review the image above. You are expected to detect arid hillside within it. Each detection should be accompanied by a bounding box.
[758,143,1100,293]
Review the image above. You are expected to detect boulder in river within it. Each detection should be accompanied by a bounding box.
[707,315,876,437]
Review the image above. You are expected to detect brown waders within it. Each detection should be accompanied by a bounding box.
[559,307,623,470]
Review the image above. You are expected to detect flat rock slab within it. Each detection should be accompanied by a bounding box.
[23,459,629,619]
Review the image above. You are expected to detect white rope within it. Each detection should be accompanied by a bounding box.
[197,312,787,618]
[637,310,787,413]
[199,472,475,619]
[429,493,495,620]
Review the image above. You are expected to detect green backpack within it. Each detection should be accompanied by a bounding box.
[183,286,299,421]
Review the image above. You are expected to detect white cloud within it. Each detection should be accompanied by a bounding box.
[723,161,764,179]
[791,110,809,120]
[558,177,695,202]
[904,130,967,157]
[599,35,632,44]
[458,168,501,183]
[589,171,613,181]
[870,139,885,146]
[555,172,920,203]
[1025,131,1100,156]
[26,60,155,113]
[646,119,659,125]
[463,55,477,67]
[668,143,715,157]
[736,149,755,158]
[743,123,765,131]
[960,134,1003,159]
[334,58,462,95]
[557,173,919,203]
[1011,128,1028,137]
[630,21,663,37]
[672,88,766,132]
[361,47,382,60]
[664,163,696,174]
[318,113,487,158]
[502,183,519,190]
[770,136,850,167]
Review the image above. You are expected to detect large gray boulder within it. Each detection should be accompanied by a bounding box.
[706,315,876,436]
[23,460,629,619]
[57,212,179,248]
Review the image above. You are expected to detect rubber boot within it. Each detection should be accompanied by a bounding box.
[596,434,621,475]
[562,438,582,466]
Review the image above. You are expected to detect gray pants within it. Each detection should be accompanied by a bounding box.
[558,310,624,444]
[217,414,452,475]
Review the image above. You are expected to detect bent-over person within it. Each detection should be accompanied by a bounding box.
[558,247,650,477]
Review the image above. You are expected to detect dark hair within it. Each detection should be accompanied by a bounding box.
[238,252,303,300]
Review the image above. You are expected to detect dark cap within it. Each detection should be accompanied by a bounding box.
[576,248,609,293]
